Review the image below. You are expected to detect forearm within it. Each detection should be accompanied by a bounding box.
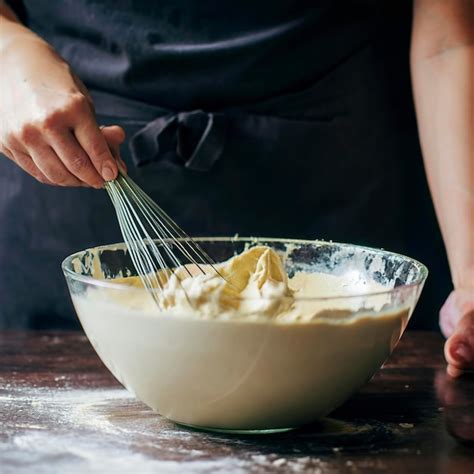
[0,1,49,54]
[411,1,474,290]
[1,0,119,187]
[1,1,28,38]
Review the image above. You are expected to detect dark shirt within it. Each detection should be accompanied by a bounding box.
[19,0,386,110]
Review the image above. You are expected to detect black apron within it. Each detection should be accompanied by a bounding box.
[0,1,450,329]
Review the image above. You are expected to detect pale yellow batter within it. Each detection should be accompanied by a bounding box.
[109,246,391,321]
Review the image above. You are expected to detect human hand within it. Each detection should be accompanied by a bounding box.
[101,125,127,173]
[440,288,474,377]
[0,26,122,188]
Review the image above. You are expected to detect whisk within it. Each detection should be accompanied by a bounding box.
[104,170,223,308]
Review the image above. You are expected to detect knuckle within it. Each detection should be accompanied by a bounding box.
[68,155,88,173]
[41,94,89,131]
[3,132,16,148]
[68,93,89,111]
[19,125,39,146]
[36,175,49,185]
[1,148,13,160]
[46,168,71,186]
[90,141,108,160]
[42,112,62,132]
[55,174,72,186]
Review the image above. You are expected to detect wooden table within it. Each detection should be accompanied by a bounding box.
[0,331,473,473]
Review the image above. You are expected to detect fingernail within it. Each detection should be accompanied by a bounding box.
[102,164,116,181]
[452,343,471,364]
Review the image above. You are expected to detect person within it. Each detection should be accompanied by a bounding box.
[0,0,472,378]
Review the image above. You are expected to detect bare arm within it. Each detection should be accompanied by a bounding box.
[411,0,474,375]
[0,1,123,187]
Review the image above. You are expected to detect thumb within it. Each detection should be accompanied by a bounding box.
[444,309,474,377]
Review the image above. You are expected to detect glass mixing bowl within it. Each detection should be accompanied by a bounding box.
[62,237,428,434]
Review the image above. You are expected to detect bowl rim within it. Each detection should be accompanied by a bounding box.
[61,236,429,301]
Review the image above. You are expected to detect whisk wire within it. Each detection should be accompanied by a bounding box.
[117,183,171,281]
[106,180,166,307]
[123,179,203,262]
[104,171,225,309]
[118,177,194,278]
[118,173,222,276]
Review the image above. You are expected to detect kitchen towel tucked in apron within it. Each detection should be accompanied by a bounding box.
[0,0,450,329]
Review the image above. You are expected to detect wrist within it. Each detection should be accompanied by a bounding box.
[453,264,474,291]
[0,19,46,55]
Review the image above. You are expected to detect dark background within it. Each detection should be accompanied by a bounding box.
[1,1,451,331]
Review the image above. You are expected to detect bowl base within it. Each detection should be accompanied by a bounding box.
[173,421,296,435]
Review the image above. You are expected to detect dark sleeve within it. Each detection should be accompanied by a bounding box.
[4,0,27,23]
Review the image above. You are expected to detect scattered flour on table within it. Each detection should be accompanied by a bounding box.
[0,386,331,473]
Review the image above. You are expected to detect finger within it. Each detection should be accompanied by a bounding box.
[10,149,54,185]
[447,364,464,378]
[74,118,118,182]
[101,125,125,146]
[27,141,83,187]
[6,128,55,184]
[1,140,47,181]
[1,136,49,183]
[2,129,30,156]
[101,125,127,173]
[47,128,103,188]
[0,144,15,161]
[444,310,474,376]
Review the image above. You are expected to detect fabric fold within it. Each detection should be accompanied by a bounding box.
[129,110,228,171]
